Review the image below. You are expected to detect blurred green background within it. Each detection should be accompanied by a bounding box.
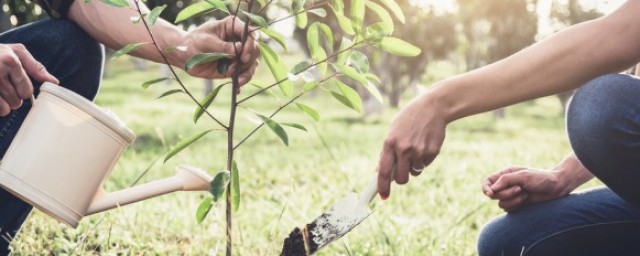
[3,0,623,255]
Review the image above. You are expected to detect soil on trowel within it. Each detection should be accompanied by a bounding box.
[280,222,319,256]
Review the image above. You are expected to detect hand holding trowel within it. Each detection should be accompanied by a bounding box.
[280,174,381,256]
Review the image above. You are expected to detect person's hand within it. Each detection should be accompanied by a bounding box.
[482,167,572,212]
[0,44,58,116]
[377,94,447,199]
[178,16,260,86]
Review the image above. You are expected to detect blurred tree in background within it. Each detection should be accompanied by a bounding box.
[0,0,606,112]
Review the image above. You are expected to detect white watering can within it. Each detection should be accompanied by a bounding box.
[0,82,212,228]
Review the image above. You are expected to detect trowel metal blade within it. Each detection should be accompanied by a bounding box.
[308,192,372,253]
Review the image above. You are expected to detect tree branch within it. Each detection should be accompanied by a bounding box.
[132,0,228,130]
[237,40,363,104]
[233,72,338,150]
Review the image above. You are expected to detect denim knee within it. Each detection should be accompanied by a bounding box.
[567,73,640,207]
[477,216,524,256]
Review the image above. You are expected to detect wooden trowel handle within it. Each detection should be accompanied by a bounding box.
[359,165,396,204]
[359,175,379,204]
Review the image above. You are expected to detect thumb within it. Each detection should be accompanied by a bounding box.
[12,45,58,84]
[490,172,527,192]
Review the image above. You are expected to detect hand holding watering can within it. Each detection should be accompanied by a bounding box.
[0,83,212,227]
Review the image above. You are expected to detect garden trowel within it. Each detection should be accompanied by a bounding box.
[280,175,379,255]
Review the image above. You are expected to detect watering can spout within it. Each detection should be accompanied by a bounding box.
[86,165,212,215]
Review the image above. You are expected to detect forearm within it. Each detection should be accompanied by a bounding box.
[427,1,640,122]
[555,153,594,194]
[67,0,187,67]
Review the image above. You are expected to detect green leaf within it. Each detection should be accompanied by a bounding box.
[165,45,188,52]
[365,22,393,42]
[217,59,232,74]
[231,161,240,211]
[295,12,308,29]
[363,81,383,104]
[308,8,327,18]
[243,11,268,28]
[318,23,334,52]
[292,0,306,11]
[333,64,368,86]
[293,0,308,28]
[130,14,145,24]
[348,51,369,73]
[196,197,213,224]
[303,82,319,91]
[148,5,166,27]
[258,115,289,146]
[185,52,229,71]
[250,82,279,100]
[312,48,327,76]
[331,80,362,112]
[194,84,224,123]
[331,0,344,12]
[296,103,320,121]
[282,122,308,131]
[210,170,231,202]
[157,89,184,99]
[142,77,170,89]
[261,27,288,52]
[99,0,129,7]
[175,0,228,23]
[365,73,381,83]
[337,38,352,65]
[258,42,293,96]
[379,37,421,57]
[366,1,394,33]
[307,22,320,57]
[255,0,266,7]
[112,43,146,59]
[331,6,355,35]
[291,61,311,75]
[378,0,405,23]
[164,130,213,163]
[350,0,365,33]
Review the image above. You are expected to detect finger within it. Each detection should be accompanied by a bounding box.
[394,151,411,185]
[10,44,58,85]
[2,53,34,101]
[492,185,522,201]
[240,37,256,63]
[377,142,396,200]
[0,76,22,109]
[0,97,10,116]
[238,62,258,87]
[223,16,247,40]
[409,150,424,177]
[482,179,494,197]
[490,171,528,192]
[499,193,529,212]
[486,166,527,185]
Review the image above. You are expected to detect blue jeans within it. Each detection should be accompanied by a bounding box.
[478,74,640,255]
[0,20,103,255]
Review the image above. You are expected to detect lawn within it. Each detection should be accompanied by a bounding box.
[9,56,600,255]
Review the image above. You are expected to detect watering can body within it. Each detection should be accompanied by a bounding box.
[0,82,211,228]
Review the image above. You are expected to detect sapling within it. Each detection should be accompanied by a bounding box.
[104,0,420,254]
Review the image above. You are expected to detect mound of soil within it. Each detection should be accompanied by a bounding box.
[280,222,319,256]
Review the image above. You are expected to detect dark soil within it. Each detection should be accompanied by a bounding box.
[280,222,319,256]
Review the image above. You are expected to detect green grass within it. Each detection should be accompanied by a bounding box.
[9,57,601,255]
